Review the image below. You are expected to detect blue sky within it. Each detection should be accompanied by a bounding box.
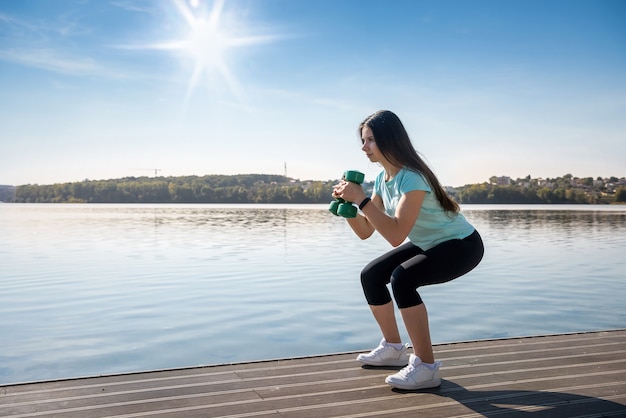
[1,0,624,186]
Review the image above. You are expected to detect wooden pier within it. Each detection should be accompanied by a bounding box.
[1,329,625,417]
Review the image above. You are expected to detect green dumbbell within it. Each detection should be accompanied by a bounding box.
[329,170,365,218]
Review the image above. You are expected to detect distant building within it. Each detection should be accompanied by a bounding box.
[496,176,511,186]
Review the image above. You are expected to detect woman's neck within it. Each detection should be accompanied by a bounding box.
[383,163,401,182]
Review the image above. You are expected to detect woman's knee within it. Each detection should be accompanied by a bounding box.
[360,260,388,287]
[390,263,413,291]
[360,266,392,305]
[360,268,383,295]
[390,266,423,308]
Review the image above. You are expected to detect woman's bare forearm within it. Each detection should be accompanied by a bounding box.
[346,213,375,240]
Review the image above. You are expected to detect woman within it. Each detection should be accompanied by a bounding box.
[333,110,484,390]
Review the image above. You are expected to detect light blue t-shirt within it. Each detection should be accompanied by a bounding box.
[374,168,475,250]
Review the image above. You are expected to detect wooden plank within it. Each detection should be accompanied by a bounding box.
[1,330,624,417]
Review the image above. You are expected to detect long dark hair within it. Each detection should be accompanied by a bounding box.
[359,110,460,214]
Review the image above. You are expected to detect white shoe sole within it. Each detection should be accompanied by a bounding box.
[385,376,441,390]
[356,356,409,367]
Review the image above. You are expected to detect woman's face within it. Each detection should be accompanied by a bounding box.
[361,125,384,163]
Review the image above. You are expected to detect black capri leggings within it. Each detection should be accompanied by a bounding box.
[360,229,484,309]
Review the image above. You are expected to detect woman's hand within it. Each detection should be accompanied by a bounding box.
[332,180,376,240]
[332,180,367,204]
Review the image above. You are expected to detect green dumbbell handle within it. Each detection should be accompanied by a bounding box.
[329,170,365,217]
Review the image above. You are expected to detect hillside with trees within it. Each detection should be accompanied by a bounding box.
[5,173,626,204]
[10,175,340,204]
[450,174,626,205]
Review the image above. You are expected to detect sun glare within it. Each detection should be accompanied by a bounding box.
[164,0,277,105]
[187,18,227,63]
[118,0,279,105]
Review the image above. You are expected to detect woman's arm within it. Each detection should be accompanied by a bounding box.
[335,181,426,247]
[345,194,382,240]
[361,190,425,247]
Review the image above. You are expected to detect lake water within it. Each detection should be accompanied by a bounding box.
[1,203,625,385]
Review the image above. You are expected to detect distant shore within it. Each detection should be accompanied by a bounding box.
[2,173,625,204]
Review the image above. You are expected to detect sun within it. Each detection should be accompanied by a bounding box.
[186,10,228,65]
[173,0,236,99]
[141,0,279,104]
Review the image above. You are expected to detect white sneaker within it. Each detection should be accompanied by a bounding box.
[385,354,442,390]
[356,339,410,366]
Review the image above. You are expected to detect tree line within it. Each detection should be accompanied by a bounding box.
[11,175,339,204]
[451,175,626,204]
[6,173,626,204]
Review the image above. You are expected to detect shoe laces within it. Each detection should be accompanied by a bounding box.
[397,361,425,379]
[370,343,388,356]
